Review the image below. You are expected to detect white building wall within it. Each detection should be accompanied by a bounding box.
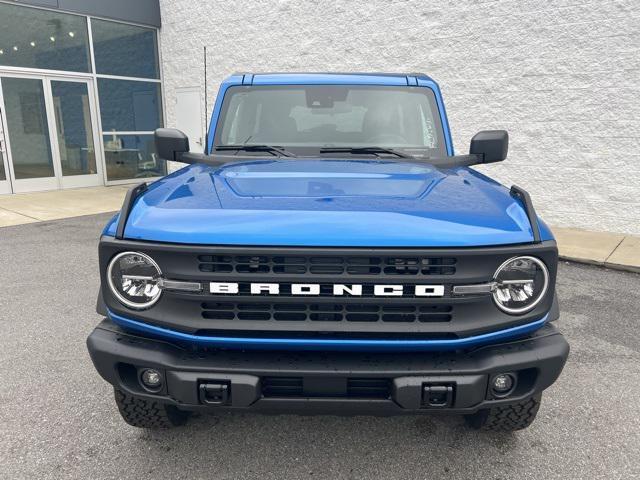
[159,0,640,235]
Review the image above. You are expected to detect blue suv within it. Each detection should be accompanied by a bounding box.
[87,73,569,431]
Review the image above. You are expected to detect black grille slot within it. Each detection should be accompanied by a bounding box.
[201,302,453,323]
[199,254,456,276]
[198,255,234,273]
[346,378,391,398]
[262,377,303,397]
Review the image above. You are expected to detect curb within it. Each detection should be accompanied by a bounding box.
[559,255,640,274]
[552,227,639,274]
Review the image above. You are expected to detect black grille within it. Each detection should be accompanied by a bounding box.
[201,302,453,323]
[199,254,456,276]
[101,239,558,341]
[261,377,391,398]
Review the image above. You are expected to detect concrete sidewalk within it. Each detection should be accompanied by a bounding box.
[0,186,638,273]
[0,185,129,226]
[553,227,639,273]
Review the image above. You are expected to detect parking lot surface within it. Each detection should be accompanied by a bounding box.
[1,213,639,480]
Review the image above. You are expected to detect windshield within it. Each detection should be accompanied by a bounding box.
[214,85,447,156]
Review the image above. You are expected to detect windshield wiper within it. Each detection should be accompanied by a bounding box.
[215,145,296,157]
[319,146,412,159]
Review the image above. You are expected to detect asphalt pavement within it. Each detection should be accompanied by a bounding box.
[1,213,639,480]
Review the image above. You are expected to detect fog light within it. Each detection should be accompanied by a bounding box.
[141,369,162,389]
[492,374,514,395]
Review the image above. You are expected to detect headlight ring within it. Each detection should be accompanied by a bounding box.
[107,251,163,310]
[492,255,549,315]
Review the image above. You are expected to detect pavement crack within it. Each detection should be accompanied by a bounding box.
[604,236,627,263]
[0,204,42,221]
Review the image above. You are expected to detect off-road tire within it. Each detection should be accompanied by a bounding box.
[114,388,189,428]
[465,394,542,431]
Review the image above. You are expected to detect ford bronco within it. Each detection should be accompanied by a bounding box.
[87,73,569,431]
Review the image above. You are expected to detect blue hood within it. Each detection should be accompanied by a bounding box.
[107,159,551,247]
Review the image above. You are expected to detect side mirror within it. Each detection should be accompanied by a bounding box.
[155,128,190,161]
[469,130,508,164]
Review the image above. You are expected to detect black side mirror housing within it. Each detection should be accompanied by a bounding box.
[155,128,190,161]
[469,130,508,163]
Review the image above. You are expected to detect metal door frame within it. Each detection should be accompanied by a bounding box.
[0,71,104,193]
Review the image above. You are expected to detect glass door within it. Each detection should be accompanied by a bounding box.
[0,75,58,193]
[49,78,103,189]
[0,74,103,193]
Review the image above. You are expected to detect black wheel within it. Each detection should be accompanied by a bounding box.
[114,388,189,429]
[465,394,542,431]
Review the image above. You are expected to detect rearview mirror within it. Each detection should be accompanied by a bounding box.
[155,128,190,161]
[469,130,508,163]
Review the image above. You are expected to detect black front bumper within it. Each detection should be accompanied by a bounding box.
[87,319,569,415]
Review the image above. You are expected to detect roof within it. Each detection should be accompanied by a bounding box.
[228,72,437,86]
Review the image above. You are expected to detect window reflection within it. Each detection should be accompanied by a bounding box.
[98,79,163,132]
[103,134,166,181]
[92,19,159,79]
[0,3,90,72]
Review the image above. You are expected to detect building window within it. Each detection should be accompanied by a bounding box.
[0,3,90,73]
[91,19,160,79]
[92,18,165,181]
[97,79,163,132]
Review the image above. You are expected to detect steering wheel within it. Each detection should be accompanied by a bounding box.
[365,133,407,144]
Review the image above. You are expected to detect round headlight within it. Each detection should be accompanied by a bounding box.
[492,256,549,314]
[107,252,162,309]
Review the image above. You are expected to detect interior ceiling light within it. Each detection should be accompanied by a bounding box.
[12,46,18,51]
[30,41,36,47]
[68,31,75,37]
[50,36,55,42]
